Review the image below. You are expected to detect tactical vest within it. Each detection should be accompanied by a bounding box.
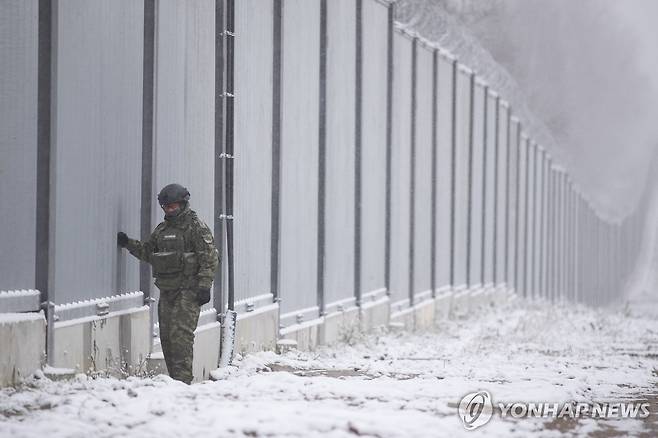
[150,213,200,291]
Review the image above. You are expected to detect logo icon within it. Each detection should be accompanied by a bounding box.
[458,390,493,430]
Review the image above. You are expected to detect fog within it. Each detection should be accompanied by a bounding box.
[396,0,658,218]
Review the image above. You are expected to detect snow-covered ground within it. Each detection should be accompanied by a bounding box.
[1,297,656,438]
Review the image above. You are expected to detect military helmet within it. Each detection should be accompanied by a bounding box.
[157,183,190,206]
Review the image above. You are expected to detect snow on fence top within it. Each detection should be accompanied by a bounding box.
[54,291,144,322]
[0,289,41,313]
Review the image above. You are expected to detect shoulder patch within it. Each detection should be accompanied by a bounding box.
[189,216,215,245]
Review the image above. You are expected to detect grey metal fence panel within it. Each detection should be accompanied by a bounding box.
[360,0,388,298]
[435,56,454,291]
[153,0,216,311]
[453,68,471,289]
[324,0,356,310]
[554,163,560,301]
[526,142,537,297]
[279,0,321,323]
[390,31,413,308]
[546,156,553,299]
[412,45,434,300]
[234,0,273,305]
[548,167,556,300]
[495,104,509,287]
[0,0,38,292]
[468,83,485,289]
[517,136,529,297]
[534,146,543,298]
[507,119,520,291]
[51,0,144,304]
[483,93,497,287]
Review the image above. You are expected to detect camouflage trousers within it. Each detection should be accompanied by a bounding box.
[158,289,200,384]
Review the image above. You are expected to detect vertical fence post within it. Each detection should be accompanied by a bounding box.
[353,0,363,308]
[37,0,54,365]
[568,179,574,302]
[465,72,475,290]
[225,0,235,313]
[449,59,458,290]
[503,108,512,291]
[530,143,538,299]
[538,151,546,300]
[560,166,565,302]
[546,166,552,302]
[270,0,283,306]
[141,0,156,351]
[522,137,530,298]
[492,96,500,289]
[317,0,328,314]
[214,0,226,316]
[141,0,155,303]
[479,87,488,288]
[408,37,418,306]
[384,1,394,295]
[563,175,568,302]
[554,170,560,301]
[218,0,237,368]
[513,124,522,294]
[430,48,438,298]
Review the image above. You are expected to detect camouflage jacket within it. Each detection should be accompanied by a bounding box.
[125,206,219,291]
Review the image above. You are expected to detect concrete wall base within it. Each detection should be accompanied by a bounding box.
[469,288,488,312]
[235,303,279,355]
[413,299,435,331]
[390,306,415,331]
[53,306,150,376]
[360,296,390,332]
[0,312,46,386]
[280,318,322,351]
[450,290,471,318]
[120,309,151,374]
[319,307,360,345]
[192,322,221,382]
[434,293,452,320]
[1,285,520,387]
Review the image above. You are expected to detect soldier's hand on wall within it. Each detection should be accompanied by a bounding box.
[117,232,129,248]
[197,288,211,306]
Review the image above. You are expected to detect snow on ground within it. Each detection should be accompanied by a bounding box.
[1,298,656,438]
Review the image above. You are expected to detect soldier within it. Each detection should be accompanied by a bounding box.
[117,183,219,384]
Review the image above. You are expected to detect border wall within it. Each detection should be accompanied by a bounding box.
[1,0,654,385]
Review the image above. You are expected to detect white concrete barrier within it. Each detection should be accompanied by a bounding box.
[0,312,46,386]
[235,303,279,354]
[53,306,150,376]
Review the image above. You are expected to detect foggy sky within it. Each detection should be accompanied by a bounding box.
[397,0,658,218]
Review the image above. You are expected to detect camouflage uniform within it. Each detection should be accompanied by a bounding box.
[124,205,219,384]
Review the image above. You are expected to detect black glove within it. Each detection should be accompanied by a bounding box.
[117,232,129,248]
[197,288,211,306]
